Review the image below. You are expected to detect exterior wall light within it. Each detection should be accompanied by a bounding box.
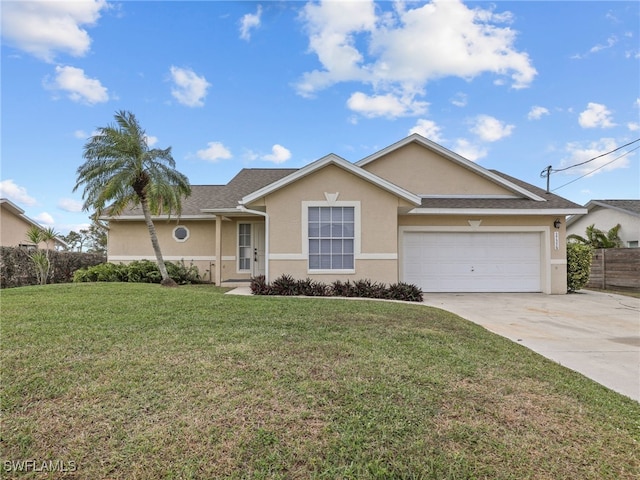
[553,218,561,229]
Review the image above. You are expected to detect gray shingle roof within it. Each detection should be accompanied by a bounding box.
[418,170,583,210]
[590,200,640,216]
[114,166,582,218]
[116,168,298,217]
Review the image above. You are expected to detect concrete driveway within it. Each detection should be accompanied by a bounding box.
[423,290,640,402]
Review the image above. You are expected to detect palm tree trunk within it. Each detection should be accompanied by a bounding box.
[140,198,177,287]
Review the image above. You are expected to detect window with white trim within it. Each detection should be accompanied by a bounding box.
[173,226,190,242]
[238,223,251,271]
[308,206,354,270]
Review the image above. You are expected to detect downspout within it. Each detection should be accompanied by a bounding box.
[237,205,269,283]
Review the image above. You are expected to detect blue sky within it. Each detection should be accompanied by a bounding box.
[2,0,639,235]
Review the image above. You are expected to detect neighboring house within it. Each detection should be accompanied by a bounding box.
[566,200,640,248]
[105,134,586,293]
[0,198,67,250]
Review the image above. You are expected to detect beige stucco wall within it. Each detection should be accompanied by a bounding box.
[0,206,49,248]
[1,207,32,247]
[107,219,218,282]
[399,214,567,294]
[107,217,269,283]
[249,163,405,284]
[567,207,640,247]
[361,142,514,196]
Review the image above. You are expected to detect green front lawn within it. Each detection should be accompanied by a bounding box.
[2,283,638,479]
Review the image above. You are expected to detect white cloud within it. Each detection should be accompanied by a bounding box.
[169,66,211,107]
[470,115,514,142]
[196,142,232,162]
[560,138,630,175]
[240,5,262,41]
[527,106,549,120]
[46,65,109,104]
[35,212,55,225]
[409,119,443,142]
[452,139,487,162]
[451,92,467,108]
[347,91,427,118]
[74,129,88,139]
[628,122,639,132]
[58,198,84,213]
[262,144,291,164]
[145,135,158,147]
[579,102,616,128]
[296,0,536,116]
[0,0,107,62]
[0,180,37,206]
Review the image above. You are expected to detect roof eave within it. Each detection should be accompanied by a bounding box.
[240,154,421,206]
[407,208,589,216]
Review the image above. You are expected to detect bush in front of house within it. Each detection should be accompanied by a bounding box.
[567,242,593,292]
[73,260,202,285]
[1,247,105,288]
[250,274,423,302]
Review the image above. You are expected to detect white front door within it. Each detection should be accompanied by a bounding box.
[252,223,265,277]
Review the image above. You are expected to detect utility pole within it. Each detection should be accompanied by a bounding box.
[540,165,552,193]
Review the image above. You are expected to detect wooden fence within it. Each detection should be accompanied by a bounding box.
[587,248,640,292]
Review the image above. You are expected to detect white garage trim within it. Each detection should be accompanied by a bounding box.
[399,226,551,293]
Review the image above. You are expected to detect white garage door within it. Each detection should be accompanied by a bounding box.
[402,232,541,292]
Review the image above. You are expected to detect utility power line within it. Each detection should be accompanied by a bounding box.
[540,137,640,192]
[551,145,640,192]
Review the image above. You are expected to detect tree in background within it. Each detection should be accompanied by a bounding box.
[568,224,622,249]
[62,230,85,252]
[63,216,107,255]
[74,111,191,287]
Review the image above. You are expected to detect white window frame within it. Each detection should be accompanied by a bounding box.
[172,225,190,242]
[302,201,361,274]
[237,223,252,273]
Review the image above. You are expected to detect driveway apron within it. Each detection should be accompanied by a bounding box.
[423,290,640,402]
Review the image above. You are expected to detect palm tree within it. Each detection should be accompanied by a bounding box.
[568,223,622,249]
[74,110,191,287]
[26,225,59,285]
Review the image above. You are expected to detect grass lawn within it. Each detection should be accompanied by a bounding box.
[1,283,638,479]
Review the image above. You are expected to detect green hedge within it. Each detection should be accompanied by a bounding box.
[73,260,202,285]
[567,242,593,292]
[1,247,105,288]
[250,274,424,302]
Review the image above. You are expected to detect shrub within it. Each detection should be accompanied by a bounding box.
[1,247,105,288]
[252,274,423,302]
[270,274,298,296]
[250,275,270,295]
[567,242,593,292]
[386,282,424,302]
[73,260,202,285]
[296,278,329,296]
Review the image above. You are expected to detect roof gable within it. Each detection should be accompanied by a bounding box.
[587,200,640,217]
[240,154,421,206]
[356,134,545,201]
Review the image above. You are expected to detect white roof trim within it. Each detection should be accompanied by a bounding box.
[356,133,546,202]
[420,194,520,199]
[102,214,217,221]
[408,208,588,216]
[240,153,421,206]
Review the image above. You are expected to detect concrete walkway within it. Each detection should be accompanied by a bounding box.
[423,290,640,402]
[227,286,640,401]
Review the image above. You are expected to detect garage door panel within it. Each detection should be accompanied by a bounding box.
[402,232,541,292]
